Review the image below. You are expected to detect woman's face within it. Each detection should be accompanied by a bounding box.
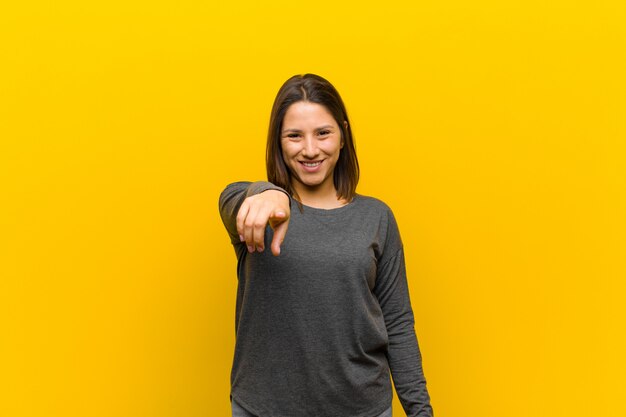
[280,101,345,194]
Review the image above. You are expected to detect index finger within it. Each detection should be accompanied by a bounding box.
[270,218,289,256]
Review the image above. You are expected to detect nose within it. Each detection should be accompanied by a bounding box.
[301,135,320,158]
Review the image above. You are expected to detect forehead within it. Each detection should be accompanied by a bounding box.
[282,101,337,128]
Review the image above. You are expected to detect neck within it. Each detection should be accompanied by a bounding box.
[292,181,348,209]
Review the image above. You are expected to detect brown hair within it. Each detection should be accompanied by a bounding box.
[266,73,360,213]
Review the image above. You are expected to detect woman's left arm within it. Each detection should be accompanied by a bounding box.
[373,210,434,417]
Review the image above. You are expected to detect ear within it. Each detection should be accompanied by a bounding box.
[344,120,348,130]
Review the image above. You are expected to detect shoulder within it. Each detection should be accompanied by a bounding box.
[355,193,404,261]
[354,193,401,233]
[355,193,396,216]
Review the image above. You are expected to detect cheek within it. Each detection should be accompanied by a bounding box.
[323,143,342,158]
[282,152,300,169]
[281,147,294,162]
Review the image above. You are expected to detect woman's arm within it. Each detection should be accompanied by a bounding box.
[218,181,291,256]
[373,209,434,417]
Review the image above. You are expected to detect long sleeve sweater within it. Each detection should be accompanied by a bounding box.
[218,181,434,417]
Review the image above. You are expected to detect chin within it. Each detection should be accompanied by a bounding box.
[304,176,331,188]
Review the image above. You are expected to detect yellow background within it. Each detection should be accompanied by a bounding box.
[1,1,624,416]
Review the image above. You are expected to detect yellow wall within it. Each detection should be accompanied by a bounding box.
[1,1,624,416]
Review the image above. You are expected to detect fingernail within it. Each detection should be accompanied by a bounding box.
[257,246,264,252]
[239,234,244,242]
[247,245,254,253]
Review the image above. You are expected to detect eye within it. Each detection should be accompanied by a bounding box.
[319,130,330,136]
[287,133,300,138]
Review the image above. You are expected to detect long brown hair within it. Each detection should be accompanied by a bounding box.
[266,74,360,213]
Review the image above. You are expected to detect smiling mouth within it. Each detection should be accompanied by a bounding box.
[300,160,324,167]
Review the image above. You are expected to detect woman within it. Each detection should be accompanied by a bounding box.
[219,74,434,417]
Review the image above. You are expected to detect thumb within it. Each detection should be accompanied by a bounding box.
[269,208,288,226]
[273,210,286,218]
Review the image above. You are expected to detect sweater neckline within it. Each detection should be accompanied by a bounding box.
[297,194,360,216]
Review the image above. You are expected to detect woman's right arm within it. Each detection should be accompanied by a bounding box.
[218,181,291,256]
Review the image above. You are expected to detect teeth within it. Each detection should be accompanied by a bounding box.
[303,161,321,167]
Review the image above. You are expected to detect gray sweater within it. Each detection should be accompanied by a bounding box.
[218,181,433,417]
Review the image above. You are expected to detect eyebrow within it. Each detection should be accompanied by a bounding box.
[282,125,334,133]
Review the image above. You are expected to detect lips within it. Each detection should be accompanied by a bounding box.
[299,159,324,172]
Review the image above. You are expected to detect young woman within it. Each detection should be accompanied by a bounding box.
[219,74,434,417]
